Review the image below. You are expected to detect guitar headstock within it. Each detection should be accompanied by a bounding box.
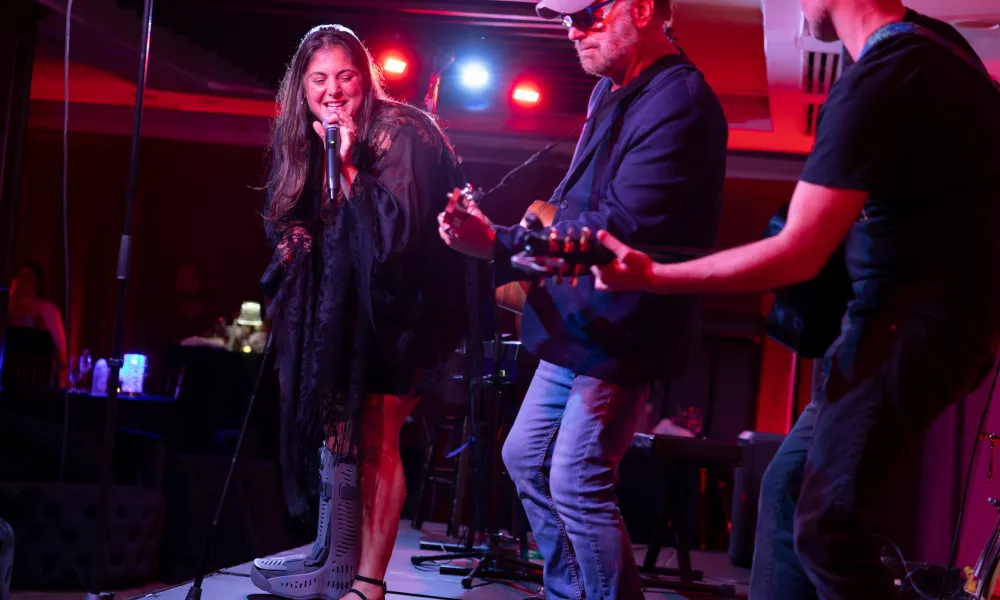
[510,223,614,285]
[442,184,485,230]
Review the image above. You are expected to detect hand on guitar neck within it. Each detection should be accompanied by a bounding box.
[437,185,497,260]
[588,230,656,293]
[437,185,554,314]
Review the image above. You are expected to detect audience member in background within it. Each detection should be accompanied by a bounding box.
[168,264,217,341]
[7,262,67,370]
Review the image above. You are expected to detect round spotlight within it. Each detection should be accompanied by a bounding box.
[460,62,490,90]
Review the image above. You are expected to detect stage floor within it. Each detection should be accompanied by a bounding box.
[126,523,749,600]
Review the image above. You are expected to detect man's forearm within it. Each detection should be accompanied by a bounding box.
[647,236,817,295]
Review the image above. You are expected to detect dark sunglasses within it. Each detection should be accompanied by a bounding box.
[560,0,616,31]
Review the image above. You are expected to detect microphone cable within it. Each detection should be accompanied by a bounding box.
[480,122,584,201]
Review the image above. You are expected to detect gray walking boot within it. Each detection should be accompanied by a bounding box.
[250,445,359,599]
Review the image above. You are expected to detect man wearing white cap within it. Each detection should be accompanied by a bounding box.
[438,0,729,597]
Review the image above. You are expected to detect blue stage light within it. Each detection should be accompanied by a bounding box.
[459,61,490,90]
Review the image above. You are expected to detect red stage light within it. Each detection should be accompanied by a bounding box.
[512,84,540,105]
[384,57,407,75]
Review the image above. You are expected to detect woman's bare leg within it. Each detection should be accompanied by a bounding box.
[334,392,416,600]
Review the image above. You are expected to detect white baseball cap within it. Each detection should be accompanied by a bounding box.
[535,0,596,19]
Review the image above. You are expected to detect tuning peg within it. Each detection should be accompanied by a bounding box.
[563,228,576,256]
[457,184,483,210]
[579,227,592,254]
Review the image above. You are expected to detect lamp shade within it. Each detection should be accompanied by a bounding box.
[235,301,264,327]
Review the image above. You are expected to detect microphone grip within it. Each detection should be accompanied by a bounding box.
[326,124,340,204]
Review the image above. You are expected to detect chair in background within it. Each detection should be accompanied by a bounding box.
[629,433,745,597]
[408,410,464,533]
[0,327,58,397]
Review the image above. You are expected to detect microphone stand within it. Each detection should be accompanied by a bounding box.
[409,251,541,590]
[184,336,274,600]
[185,118,333,599]
[87,0,154,596]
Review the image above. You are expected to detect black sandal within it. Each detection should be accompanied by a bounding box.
[347,575,387,600]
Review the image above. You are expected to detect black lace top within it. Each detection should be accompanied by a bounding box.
[260,102,468,518]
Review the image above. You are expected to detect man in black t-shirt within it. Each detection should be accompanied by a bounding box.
[589,1,1000,599]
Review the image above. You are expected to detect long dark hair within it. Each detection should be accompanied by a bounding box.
[266,24,390,228]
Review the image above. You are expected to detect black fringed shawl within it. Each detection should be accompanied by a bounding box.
[260,103,467,518]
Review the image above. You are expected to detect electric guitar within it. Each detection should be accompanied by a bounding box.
[762,203,852,358]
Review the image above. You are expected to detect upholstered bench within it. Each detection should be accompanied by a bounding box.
[0,483,164,589]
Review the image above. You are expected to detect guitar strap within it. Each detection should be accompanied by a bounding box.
[860,21,1000,93]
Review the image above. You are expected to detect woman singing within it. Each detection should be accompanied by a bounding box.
[251,24,467,600]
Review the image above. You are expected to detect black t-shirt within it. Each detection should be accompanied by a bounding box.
[800,10,1000,325]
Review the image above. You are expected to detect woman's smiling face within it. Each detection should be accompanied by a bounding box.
[303,45,364,122]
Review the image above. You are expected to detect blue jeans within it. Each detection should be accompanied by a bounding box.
[501,361,651,600]
[749,316,997,600]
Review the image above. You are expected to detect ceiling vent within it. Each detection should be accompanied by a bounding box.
[801,50,840,95]
[804,102,822,136]
[801,49,842,135]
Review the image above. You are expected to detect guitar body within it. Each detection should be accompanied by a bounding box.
[763,203,853,358]
[495,200,558,315]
